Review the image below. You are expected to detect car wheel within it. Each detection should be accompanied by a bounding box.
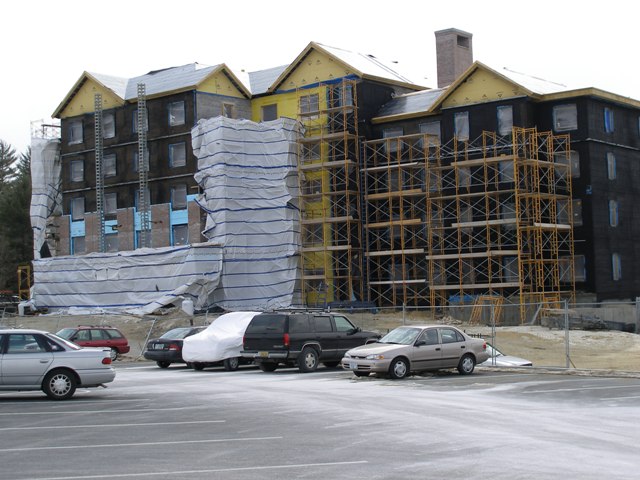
[458,354,476,375]
[353,371,370,377]
[323,361,340,369]
[192,362,205,371]
[258,362,278,372]
[110,348,119,361]
[388,357,409,379]
[223,357,240,371]
[157,361,171,369]
[297,347,319,373]
[43,369,77,400]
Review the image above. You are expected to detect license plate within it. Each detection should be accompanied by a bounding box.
[152,344,164,350]
[349,361,358,370]
[258,351,269,358]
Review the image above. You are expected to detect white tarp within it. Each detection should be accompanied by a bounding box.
[32,243,223,315]
[192,116,302,311]
[182,311,260,362]
[30,138,61,259]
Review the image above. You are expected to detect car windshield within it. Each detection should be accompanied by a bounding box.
[161,328,198,340]
[379,327,422,345]
[55,328,76,340]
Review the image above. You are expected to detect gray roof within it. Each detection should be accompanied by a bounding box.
[376,88,446,118]
[90,63,223,100]
[248,65,288,95]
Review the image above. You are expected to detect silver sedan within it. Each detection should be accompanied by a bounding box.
[0,329,116,400]
[342,325,490,379]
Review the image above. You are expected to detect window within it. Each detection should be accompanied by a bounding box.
[503,257,518,282]
[312,316,333,332]
[554,150,580,179]
[572,199,583,226]
[333,316,355,332]
[69,120,83,144]
[454,111,469,140]
[261,104,277,122]
[71,160,84,182]
[497,105,513,136]
[172,224,189,246]
[604,107,615,133]
[553,104,577,131]
[104,154,116,177]
[132,109,149,133]
[609,200,618,227]
[606,152,616,180]
[169,142,186,167]
[168,101,185,126]
[105,192,117,215]
[222,103,235,118]
[499,160,514,182]
[302,142,321,161]
[569,151,580,178]
[103,112,115,138]
[573,255,586,282]
[419,121,441,143]
[133,148,149,172]
[300,94,319,118]
[105,233,118,252]
[383,127,403,154]
[457,167,471,188]
[171,184,187,210]
[71,197,85,221]
[612,253,622,281]
[72,236,85,255]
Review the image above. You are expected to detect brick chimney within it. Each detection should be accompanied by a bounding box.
[435,28,473,88]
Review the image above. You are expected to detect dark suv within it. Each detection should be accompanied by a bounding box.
[241,311,379,373]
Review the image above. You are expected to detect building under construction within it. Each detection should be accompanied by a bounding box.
[29,30,640,317]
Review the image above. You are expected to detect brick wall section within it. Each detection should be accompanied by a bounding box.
[188,201,204,244]
[54,215,70,256]
[151,204,171,247]
[117,208,135,251]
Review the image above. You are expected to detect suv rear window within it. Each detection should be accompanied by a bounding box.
[245,314,286,333]
[288,315,311,333]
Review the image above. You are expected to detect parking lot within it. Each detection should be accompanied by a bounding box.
[1,364,639,479]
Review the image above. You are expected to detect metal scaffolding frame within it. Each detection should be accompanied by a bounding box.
[297,79,364,307]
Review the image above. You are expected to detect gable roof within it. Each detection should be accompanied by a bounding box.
[268,41,425,93]
[53,63,251,118]
[248,65,288,95]
[375,87,447,119]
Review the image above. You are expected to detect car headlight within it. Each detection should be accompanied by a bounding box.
[365,354,385,360]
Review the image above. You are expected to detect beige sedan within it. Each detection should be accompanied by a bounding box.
[342,325,489,379]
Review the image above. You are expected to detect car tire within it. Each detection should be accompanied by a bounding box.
[323,361,340,369]
[223,357,240,371]
[43,369,77,400]
[110,348,119,362]
[353,371,370,377]
[192,362,205,371]
[258,362,278,372]
[457,354,476,375]
[157,361,171,369]
[297,347,319,373]
[388,357,409,379]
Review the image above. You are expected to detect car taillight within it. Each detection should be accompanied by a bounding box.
[283,333,290,347]
[102,357,112,365]
[482,342,487,350]
[242,335,246,347]
[168,343,181,351]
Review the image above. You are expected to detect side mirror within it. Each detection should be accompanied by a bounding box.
[414,340,426,347]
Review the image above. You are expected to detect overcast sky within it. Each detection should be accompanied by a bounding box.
[2,0,637,155]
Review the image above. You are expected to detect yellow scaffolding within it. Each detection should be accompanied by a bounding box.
[297,79,364,307]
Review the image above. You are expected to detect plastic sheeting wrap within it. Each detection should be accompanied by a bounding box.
[30,138,61,259]
[192,116,302,311]
[32,243,223,314]
[182,311,260,363]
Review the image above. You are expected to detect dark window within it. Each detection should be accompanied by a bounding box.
[553,104,577,131]
[333,316,356,332]
[69,120,83,145]
[71,197,85,221]
[169,101,185,126]
[440,328,462,344]
[245,314,286,333]
[312,316,333,332]
[104,154,116,177]
[604,107,615,133]
[172,225,188,246]
[169,143,186,167]
[288,315,312,333]
[71,160,84,182]
[103,112,115,138]
[261,104,277,122]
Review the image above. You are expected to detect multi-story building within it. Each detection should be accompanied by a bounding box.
[42,30,640,314]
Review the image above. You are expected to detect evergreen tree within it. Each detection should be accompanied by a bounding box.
[0,142,31,292]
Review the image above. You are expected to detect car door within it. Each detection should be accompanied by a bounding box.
[333,315,362,352]
[311,315,339,358]
[409,327,442,371]
[438,327,468,368]
[1,333,53,386]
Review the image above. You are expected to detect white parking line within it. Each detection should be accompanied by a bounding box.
[0,420,225,431]
[526,384,640,394]
[0,406,202,416]
[0,436,283,453]
[34,461,368,480]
